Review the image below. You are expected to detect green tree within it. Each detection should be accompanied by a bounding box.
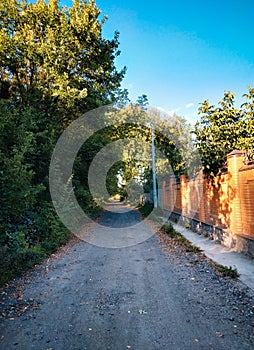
[193,88,254,177]
[0,0,125,284]
[193,91,241,176]
[239,86,254,163]
[101,103,195,204]
[0,0,125,114]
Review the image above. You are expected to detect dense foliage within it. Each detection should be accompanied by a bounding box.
[0,0,125,285]
[193,88,254,176]
[1,0,252,285]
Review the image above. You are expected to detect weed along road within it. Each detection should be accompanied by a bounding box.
[0,203,254,350]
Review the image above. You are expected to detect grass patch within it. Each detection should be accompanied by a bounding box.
[161,223,202,254]
[162,223,239,279]
[216,264,239,279]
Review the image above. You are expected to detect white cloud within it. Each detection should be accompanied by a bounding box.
[156,106,181,117]
[157,106,167,112]
[185,103,194,109]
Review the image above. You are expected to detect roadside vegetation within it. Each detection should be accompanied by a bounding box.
[0,0,125,286]
[161,223,202,254]
[160,223,239,279]
[137,202,154,218]
[194,89,254,177]
[1,0,251,286]
[214,264,239,279]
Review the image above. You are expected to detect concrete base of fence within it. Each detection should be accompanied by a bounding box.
[166,211,254,259]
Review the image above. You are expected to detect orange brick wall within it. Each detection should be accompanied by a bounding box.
[162,151,254,240]
[239,165,254,238]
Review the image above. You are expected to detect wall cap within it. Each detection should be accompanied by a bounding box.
[227,150,245,158]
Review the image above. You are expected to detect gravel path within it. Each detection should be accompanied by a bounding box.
[0,204,253,349]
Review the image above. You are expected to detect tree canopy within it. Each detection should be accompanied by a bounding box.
[193,88,254,176]
[1,0,253,285]
[0,0,126,284]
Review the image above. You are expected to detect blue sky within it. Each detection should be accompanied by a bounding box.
[66,0,254,123]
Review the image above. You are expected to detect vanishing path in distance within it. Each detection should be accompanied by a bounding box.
[0,203,253,349]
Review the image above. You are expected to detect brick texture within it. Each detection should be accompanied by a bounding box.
[161,151,254,240]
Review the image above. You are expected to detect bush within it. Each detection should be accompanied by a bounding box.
[137,202,154,217]
[0,245,46,286]
[0,203,72,286]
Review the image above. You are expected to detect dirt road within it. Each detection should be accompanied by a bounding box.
[0,204,253,349]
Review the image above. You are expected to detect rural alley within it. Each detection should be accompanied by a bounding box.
[0,204,254,350]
